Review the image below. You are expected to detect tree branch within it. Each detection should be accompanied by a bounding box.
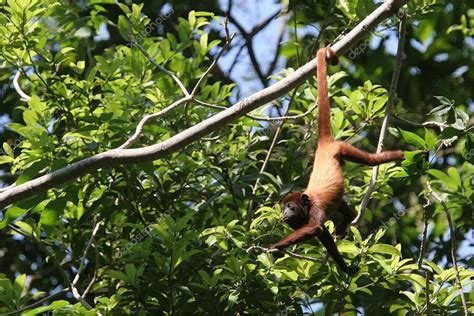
[247,245,323,263]
[8,224,93,309]
[71,219,102,287]
[246,86,299,229]
[2,289,69,316]
[132,41,190,96]
[266,5,289,78]
[352,12,407,225]
[426,182,469,316]
[12,70,31,101]
[119,30,235,149]
[392,116,448,131]
[0,0,410,209]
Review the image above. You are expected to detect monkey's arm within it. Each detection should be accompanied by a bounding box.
[339,142,404,166]
[270,224,322,250]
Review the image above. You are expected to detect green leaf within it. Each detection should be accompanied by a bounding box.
[428,104,450,116]
[228,290,239,308]
[40,198,66,236]
[198,270,212,286]
[368,244,401,256]
[0,206,28,230]
[193,11,214,17]
[24,300,70,316]
[447,167,461,189]
[434,96,454,106]
[0,155,14,165]
[13,274,26,298]
[3,142,14,158]
[400,129,426,149]
[424,128,438,149]
[428,169,458,191]
[200,33,208,51]
[16,159,49,185]
[338,241,358,254]
[258,253,273,268]
[350,226,362,242]
[107,270,128,283]
[23,109,38,127]
[118,15,130,40]
[400,291,419,306]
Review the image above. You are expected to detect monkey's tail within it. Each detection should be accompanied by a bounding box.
[316,47,338,142]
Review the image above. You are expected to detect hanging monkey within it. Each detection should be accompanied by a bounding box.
[269,47,405,275]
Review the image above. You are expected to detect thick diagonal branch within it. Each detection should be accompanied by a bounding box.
[0,0,410,209]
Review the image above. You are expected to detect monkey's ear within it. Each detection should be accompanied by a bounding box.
[300,193,311,206]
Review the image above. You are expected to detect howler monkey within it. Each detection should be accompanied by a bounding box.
[269,47,404,275]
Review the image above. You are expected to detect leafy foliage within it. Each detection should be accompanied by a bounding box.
[0,0,472,314]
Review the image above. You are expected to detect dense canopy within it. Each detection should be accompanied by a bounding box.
[0,0,472,314]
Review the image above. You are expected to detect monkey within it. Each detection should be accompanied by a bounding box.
[269,47,405,275]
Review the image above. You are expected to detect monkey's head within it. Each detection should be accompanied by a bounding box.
[280,192,311,230]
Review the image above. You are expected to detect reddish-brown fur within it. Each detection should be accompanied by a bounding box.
[270,47,404,274]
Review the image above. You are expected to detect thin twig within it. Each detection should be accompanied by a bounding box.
[191,26,236,95]
[426,182,468,316]
[2,289,69,315]
[118,96,192,149]
[418,195,432,315]
[8,224,93,309]
[81,242,100,298]
[246,87,300,228]
[247,245,323,263]
[424,269,432,315]
[72,219,102,286]
[195,98,317,122]
[352,14,407,225]
[226,9,282,86]
[392,116,448,131]
[417,203,429,268]
[133,41,190,96]
[120,29,235,149]
[13,70,32,101]
[266,4,289,77]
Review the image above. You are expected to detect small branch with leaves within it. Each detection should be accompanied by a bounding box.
[352,12,407,225]
[247,245,324,263]
[426,182,469,316]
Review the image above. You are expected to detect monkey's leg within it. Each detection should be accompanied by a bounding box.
[338,142,404,166]
[334,202,356,237]
[318,226,359,275]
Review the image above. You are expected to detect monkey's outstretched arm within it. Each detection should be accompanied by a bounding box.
[338,142,404,166]
[270,224,322,250]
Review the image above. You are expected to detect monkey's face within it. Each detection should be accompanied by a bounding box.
[280,193,310,230]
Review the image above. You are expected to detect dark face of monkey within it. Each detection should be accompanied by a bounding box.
[281,194,310,230]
